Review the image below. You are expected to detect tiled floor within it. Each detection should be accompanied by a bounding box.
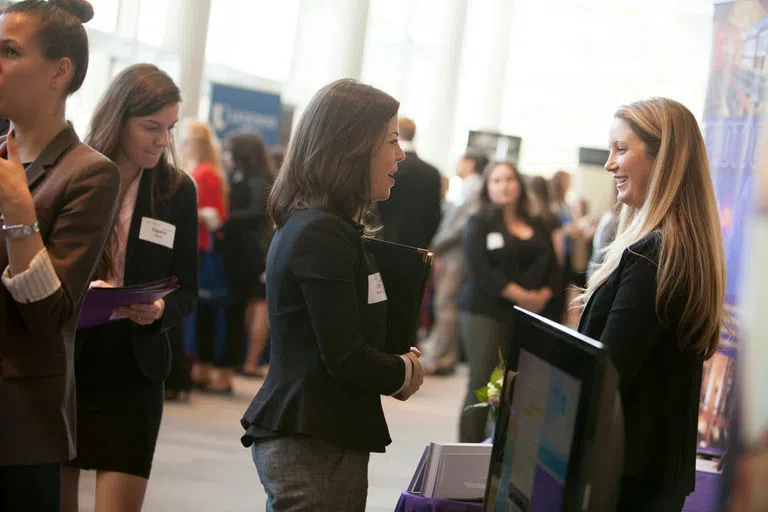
[76,367,469,511]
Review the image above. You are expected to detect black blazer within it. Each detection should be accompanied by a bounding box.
[577,233,702,495]
[458,212,559,322]
[76,169,199,383]
[240,208,406,453]
[377,151,442,249]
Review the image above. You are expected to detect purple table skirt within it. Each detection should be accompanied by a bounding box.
[395,471,721,512]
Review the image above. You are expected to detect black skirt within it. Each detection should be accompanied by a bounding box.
[67,327,164,479]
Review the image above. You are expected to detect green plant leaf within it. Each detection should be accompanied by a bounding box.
[475,386,489,403]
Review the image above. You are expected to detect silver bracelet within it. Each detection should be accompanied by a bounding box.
[2,221,40,240]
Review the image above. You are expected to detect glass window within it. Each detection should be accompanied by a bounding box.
[137,0,169,47]
[205,0,300,82]
[87,0,120,34]
[67,49,113,135]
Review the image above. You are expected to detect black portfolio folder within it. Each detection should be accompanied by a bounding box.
[362,237,433,355]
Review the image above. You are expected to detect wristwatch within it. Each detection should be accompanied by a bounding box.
[2,221,40,239]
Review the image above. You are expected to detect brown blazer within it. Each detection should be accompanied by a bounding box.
[0,125,120,466]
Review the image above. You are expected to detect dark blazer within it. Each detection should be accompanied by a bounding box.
[76,168,198,383]
[0,125,120,465]
[377,150,442,249]
[577,232,702,495]
[241,208,406,453]
[458,212,559,322]
[221,171,271,299]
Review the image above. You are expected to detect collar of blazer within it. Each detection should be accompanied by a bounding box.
[0,123,80,190]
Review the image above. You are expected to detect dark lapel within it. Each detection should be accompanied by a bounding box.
[0,124,79,190]
[123,171,153,284]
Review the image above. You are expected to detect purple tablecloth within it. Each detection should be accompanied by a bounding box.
[394,493,481,512]
[396,471,721,511]
[684,471,721,512]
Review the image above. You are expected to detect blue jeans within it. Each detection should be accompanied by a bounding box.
[251,436,370,512]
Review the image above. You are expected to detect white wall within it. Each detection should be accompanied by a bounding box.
[66,0,716,195]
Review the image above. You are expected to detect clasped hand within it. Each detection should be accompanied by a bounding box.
[90,280,166,326]
[394,346,425,401]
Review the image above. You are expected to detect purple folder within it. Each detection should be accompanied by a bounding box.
[77,276,179,329]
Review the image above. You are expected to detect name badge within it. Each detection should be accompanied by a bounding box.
[368,272,387,304]
[486,232,505,251]
[139,217,176,249]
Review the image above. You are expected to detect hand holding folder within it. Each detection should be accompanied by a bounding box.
[362,238,433,355]
[77,276,179,329]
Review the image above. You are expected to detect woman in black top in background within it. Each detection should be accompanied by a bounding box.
[221,132,275,380]
[240,79,424,511]
[458,162,558,443]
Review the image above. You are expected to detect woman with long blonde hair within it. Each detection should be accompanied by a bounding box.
[179,119,233,392]
[576,97,727,511]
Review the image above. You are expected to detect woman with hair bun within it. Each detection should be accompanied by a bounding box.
[0,1,122,510]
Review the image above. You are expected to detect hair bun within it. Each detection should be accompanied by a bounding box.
[50,0,94,23]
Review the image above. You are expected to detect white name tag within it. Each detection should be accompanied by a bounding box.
[139,217,176,249]
[368,272,387,304]
[486,232,505,251]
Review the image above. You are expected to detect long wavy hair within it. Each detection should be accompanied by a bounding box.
[86,63,184,279]
[268,79,399,228]
[576,98,727,360]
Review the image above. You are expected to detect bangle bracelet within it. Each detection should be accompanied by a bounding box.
[2,221,40,240]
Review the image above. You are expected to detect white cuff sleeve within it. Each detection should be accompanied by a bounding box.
[200,207,223,231]
[392,354,413,396]
[2,248,62,303]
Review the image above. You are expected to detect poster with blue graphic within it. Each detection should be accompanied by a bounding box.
[209,82,281,145]
[696,0,768,454]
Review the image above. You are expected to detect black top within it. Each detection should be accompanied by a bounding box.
[240,208,406,453]
[76,170,199,383]
[377,151,442,249]
[221,171,272,299]
[458,212,559,321]
[578,232,702,494]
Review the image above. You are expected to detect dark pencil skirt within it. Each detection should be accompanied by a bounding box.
[66,330,163,479]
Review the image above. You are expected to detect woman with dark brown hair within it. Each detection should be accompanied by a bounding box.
[61,64,198,512]
[457,162,559,442]
[0,1,121,509]
[221,131,276,382]
[240,79,424,511]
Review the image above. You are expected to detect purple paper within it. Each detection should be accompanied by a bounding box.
[77,280,179,329]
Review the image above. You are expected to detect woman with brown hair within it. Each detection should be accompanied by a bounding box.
[457,161,559,442]
[221,131,276,380]
[240,79,424,511]
[576,98,728,511]
[61,64,198,512]
[0,1,121,509]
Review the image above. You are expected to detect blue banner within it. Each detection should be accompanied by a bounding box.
[209,82,281,145]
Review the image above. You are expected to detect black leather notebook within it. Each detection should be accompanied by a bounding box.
[362,237,433,355]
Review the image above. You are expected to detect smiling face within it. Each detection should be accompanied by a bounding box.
[117,103,179,171]
[369,115,405,201]
[605,117,657,209]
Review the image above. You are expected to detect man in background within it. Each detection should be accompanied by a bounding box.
[377,117,442,249]
[420,151,488,375]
